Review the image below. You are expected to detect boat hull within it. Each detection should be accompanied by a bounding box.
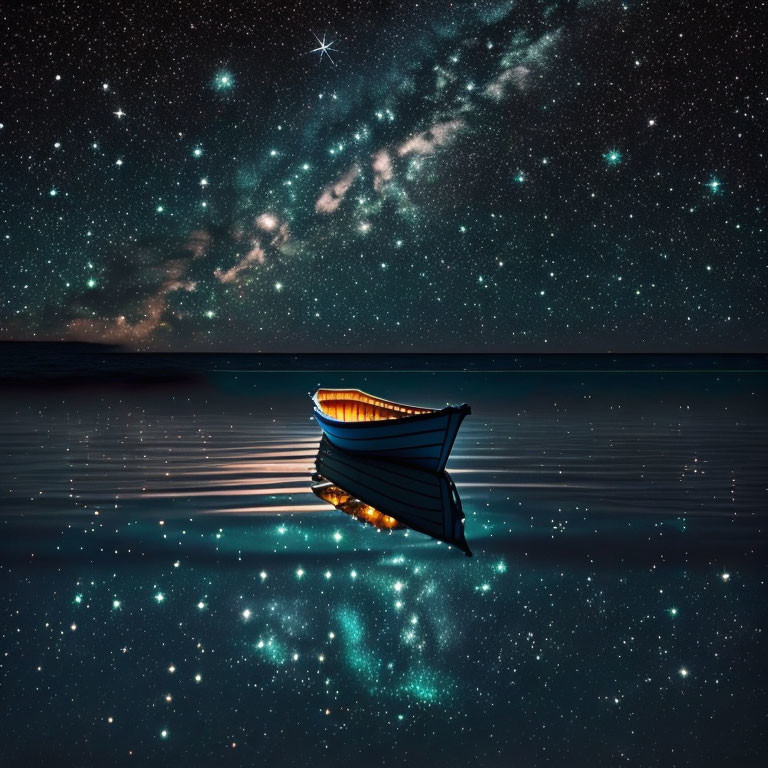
[312,401,470,473]
[314,438,471,555]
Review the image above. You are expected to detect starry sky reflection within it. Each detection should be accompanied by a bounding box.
[0,364,766,765]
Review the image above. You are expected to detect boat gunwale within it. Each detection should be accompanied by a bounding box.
[313,387,436,416]
[312,389,470,427]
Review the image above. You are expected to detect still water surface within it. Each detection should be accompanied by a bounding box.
[1,361,766,766]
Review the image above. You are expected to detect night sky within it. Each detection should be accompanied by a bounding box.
[1,0,765,351]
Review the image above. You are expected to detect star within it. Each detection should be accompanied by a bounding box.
[213,71,233,90]
[113,108,125,118]
[310,32,338,65]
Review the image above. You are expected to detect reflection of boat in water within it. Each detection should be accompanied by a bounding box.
[312,437,472,556]
[312,481,404,530]
[312,388,470,473]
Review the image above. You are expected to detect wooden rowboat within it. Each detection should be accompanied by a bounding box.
[311,388,470,473]
[312,437,471,555]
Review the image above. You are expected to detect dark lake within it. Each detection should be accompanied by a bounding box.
[1,352,766,766]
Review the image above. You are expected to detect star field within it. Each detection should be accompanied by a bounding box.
[0,369,765,765]
[0,0,765,350]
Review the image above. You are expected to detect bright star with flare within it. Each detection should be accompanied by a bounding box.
[310,32,338,65]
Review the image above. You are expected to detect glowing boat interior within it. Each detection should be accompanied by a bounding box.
[313,389,435,422]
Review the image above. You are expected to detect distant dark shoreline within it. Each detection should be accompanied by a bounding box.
[0,341,766,390]
[2,340,766,358]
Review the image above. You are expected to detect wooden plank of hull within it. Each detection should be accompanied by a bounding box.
[313,402,469,473]
[314,438,471,555]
